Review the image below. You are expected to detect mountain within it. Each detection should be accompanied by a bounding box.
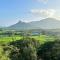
[30,18,60,29]
[8,18,60,30]
[8,21,35,30]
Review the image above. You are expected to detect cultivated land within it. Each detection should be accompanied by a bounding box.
[0,31,55,44]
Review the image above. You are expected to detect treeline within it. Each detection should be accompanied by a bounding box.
[0,38,60,60]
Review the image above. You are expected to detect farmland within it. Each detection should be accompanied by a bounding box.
[0,30,56,44]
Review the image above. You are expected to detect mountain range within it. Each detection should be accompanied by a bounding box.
[8,18,60,30]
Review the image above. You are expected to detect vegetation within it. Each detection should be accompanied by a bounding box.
[37,40,60,60]
[0,30,60,60]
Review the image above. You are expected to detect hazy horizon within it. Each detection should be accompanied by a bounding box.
[0,0,60,26]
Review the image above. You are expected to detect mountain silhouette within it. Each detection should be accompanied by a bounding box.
[8,18,60,30]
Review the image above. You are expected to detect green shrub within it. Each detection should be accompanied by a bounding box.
[37,40,60,60]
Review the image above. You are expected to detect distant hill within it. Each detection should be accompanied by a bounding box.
[8,21,35,30]
[8,18,60,30]
[30,18,60,29]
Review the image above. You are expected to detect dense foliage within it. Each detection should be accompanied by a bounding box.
[9,38,40,60]
[37,40,60,60]
[0,36,60,60]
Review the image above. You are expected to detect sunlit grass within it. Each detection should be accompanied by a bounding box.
[31,35,55,44]
[0,36,22,44]
[0,35,57,44]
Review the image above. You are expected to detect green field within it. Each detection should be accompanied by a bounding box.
[0,36,22,44]
[0,34,55,44]
[32,35,55,44]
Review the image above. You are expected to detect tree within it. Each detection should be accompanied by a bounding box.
[37,40,60,60]
[9,38,40,60]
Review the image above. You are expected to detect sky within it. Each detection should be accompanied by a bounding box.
[0,0,60,26]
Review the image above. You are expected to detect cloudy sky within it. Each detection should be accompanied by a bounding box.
[0,0,60,26]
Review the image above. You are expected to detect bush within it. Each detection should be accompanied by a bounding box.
[37,40,60,60]
[9,38,40,60]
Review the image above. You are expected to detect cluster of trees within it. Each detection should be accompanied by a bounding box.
[38,40,60,60]
[0,38,60,60]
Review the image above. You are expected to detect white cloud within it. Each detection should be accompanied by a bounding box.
[19,9,60,23]
[19,15,43,22]
[30,9,56,18]
[20,9,60,23]
[34,0,48,4]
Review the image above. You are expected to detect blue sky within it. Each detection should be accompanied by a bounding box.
[0,0,60,26]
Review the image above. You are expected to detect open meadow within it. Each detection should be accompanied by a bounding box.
[0,30,56,44]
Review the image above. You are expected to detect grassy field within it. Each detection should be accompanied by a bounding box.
[0,30,58,44]
[32,35,55,44]
[0,36,22,44]
[0,34,55,44]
